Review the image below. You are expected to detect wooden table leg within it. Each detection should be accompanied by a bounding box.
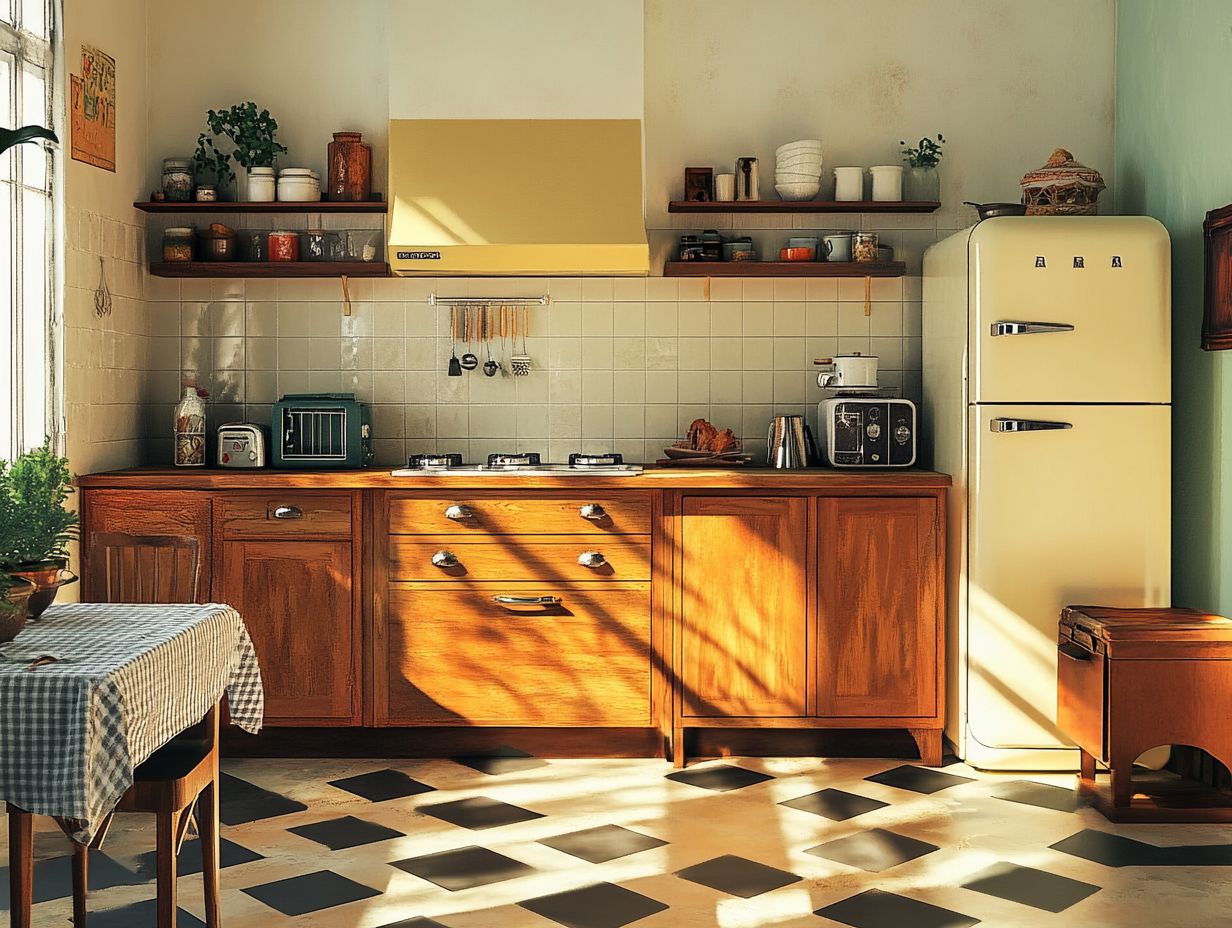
[72,842,89,927]
[7,804,33,928]
[157,810,181,928]
[198,779,221,928]
[909,728,944,767]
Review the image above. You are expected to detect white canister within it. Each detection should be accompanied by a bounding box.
[714,173,736,202]
[277,168,322,203]
[870,165,904,202]
[247,167,276,202]
[833,167,864,202]
[815,352,878,389]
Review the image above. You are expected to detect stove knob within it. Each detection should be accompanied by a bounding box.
[578,551,608,569]
[895,425,911,445]
[866,423,881,439]
[871,453,881,462]
[431,550,460,569]
[579,503,608,521]
[444,504,475,521]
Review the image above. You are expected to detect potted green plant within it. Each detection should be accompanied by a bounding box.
[195,102,287,201]
[900,133,945,201]
[0,441,80,621]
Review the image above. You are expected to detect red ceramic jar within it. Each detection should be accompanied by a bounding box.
[268,230,300,262]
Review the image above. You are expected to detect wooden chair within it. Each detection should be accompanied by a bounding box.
[71,705,222,928]
[86,533,201,604]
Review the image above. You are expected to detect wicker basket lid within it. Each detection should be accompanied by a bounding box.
[1020,148,1106,193]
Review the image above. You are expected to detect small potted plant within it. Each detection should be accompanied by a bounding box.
[900,133,945,201]
[194,102,287,201]
[0,441,80,622]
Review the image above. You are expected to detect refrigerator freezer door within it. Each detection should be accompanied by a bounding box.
[966,403,1170,758]
[970,216,1170,404]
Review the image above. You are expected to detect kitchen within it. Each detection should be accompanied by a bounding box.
[2,1,1231,927]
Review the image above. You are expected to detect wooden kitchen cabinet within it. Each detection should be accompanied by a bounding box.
[678,496,810,718]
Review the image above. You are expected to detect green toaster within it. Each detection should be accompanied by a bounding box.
[272,393,373,468]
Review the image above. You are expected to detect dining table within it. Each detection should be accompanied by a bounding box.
[0,602,263,926]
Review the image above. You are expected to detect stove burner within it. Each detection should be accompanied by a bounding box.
[407,453,464,469]
[568,453,625,467]
[486,452,542,468]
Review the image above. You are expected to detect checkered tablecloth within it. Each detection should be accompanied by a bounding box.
[0,603,263,843]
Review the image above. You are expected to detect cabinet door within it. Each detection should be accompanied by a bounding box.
[816,497,939,718]
[680,496,808,718]
[218,540,358,724]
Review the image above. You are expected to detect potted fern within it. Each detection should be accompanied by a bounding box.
[0,441,80,622]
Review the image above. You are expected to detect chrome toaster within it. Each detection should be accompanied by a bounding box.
[217,423,267,468]
[818,397,917,467]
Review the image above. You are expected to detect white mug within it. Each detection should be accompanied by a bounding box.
[870,165,904,202]
[816,352,878,389]
[822,233,853,262]
[834,167,864,201]
[714,173,736,202]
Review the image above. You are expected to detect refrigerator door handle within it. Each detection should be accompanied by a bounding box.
[990,321,1076,337]
[990,418,1074,433]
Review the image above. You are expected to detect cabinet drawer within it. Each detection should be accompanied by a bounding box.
[389,536,651,581]
[388,494,651,535]
[220,494,352,537]
[382,584,651,725]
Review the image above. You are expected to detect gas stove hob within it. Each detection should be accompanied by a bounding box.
[391,451,644,477]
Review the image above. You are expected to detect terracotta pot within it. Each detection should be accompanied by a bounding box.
[0,576,36,643]
[9,559,78,620]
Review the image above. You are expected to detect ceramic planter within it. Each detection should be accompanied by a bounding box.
[8,558,78,620]
[0,576,35,643]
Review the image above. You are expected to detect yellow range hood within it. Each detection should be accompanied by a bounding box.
[387,119,648,277]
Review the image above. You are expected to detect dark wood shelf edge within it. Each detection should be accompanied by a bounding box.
[150,262,391,278]
[135,200,387,213]
[664,261,906,278]
[668,200,940,214]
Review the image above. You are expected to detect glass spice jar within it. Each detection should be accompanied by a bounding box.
[853,231,879,263]
[162,227,194,263]
[161,158,194,202]
[268,230,300,262]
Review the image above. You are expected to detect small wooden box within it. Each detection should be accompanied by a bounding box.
[1058,605,1232,822]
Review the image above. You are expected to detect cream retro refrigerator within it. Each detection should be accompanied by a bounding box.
[923,216,1171,771]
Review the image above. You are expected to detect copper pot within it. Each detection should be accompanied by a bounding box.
[9,560,78,620]
[0,576,36,643]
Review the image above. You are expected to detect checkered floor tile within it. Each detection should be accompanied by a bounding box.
[5,754,1232,926]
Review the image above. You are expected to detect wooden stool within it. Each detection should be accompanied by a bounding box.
[1057,605,1232,822]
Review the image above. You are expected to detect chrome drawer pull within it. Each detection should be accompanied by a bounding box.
[990,418,1073,433]
[444,504,475,521]
[431,550,460,569]
[990,321,1075,337]
[492,595,562,606]
[272,505,304,520]
[579,503,607,521]
[1059,641,1091,662]
[577,551,607,568]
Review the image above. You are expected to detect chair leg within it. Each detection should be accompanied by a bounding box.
[72,841,89,927]
[156,810,181,928]
[7,805,33,928]
[198,781,221,928]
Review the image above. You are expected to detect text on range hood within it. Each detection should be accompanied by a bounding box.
[387,119,648,277]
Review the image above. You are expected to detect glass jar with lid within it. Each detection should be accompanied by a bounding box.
[852,231,879,263]
[161,158,194,202]
[162,227,194,263]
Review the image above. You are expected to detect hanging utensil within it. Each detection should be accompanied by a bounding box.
[511,305,532,376]
[500,305,512,377]
[483,304,500,377]
[447,306,462,376]
[460,304,479,371]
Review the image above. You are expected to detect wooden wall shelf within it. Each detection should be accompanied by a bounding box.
[664,261,905,278]
[135,200,387,214]
[150,262,390,278]
[668,200,940,214]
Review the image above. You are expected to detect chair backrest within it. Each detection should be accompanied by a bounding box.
[87,533,202,603]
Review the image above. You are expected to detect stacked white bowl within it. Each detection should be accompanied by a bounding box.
[775,139,823,200]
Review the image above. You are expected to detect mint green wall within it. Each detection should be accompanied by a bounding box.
[1117,0,1232,613]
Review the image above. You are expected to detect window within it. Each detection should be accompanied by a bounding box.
[0,0,58,460]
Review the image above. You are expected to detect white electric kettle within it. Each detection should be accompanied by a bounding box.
[815,352,878,389]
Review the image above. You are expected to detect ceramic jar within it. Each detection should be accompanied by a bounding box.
[277,168,321,203]
[247,166,276,202]
[326,131,372,202]
[833,167,864,202]
[870,165,904,201]
[905,165,940,201]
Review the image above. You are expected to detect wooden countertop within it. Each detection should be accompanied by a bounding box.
[78,466,951,490]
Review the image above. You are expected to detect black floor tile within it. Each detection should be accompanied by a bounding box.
[805,828,939,872]
[219,771,308,825]
[518,881,668,928]
[538,825,668,863]
[1051,828,1232,867]
[816,889,980,928]
[992,780,1082,813]
[288,814,407,850]
[329,768,437,802]
[419,795,545,830]
[0,850,145,907]
[865,765,975,794]
[392,844,535,891]
[962,861,1100,912]
[675,854,801,898]
[130,836,264,878]
[779,788,889,821]
[377,919,449,928]
[665,764,774,792]
[243,869,381,916]
[88,900,206,928]
[453,746,548,775]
